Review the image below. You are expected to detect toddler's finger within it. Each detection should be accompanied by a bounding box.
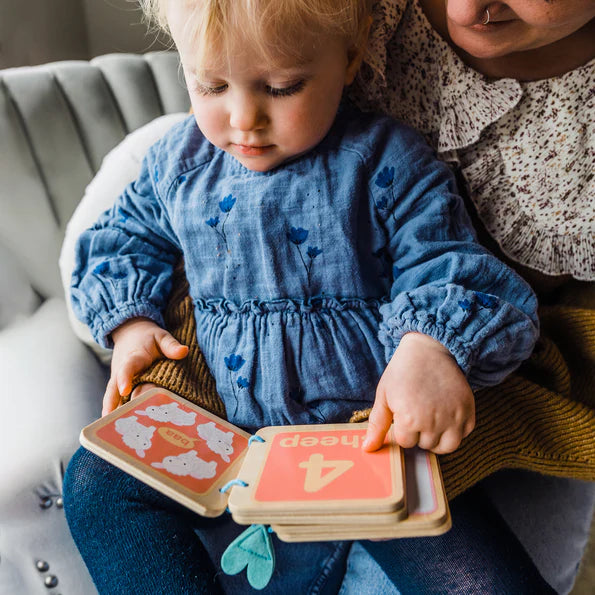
[131,382,157,399]
[433,428,463,454]
[102,378,121,417]
[156,332,188,360]
[363,399,393,451]
[117,350,154,395]
[392,426,420,449]
[417,432,440,451]
[462,416,475,438]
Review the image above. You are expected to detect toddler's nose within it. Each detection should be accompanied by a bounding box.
[229,94,266,131]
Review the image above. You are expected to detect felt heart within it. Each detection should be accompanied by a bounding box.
[221,524,275,590]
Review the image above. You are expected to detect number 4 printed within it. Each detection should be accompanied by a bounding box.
[299,453,354,493]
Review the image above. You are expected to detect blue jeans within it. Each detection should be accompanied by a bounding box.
[360,485,556,595]
[63,447,395,594]
[64,447,553,594]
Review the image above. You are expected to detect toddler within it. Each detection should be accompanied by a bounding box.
[67,0,539,591]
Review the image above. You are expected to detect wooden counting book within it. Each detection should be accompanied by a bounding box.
[80,388,251,517]
[80,388,451,540]
[227,424,407,526]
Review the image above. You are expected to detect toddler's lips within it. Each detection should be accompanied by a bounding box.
[232,144,274,156]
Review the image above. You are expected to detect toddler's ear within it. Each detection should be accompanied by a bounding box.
[345,15,373,85]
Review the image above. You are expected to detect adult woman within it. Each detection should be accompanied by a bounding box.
[68,1,594,593]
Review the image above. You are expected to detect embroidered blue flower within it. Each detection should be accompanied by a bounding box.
[208,195,238,253]
[288,226,321,288]
[219,194,237,213]
[93,262,109,275]
[375,166,395,188]
[117,208,129,224]
[458,299,472,312]
[225,354,246,372]
[225,354,246,417]
[475,292,497,309]
[287,227,309,245]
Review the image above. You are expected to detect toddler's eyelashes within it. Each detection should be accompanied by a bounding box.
[192,80,307,98]
[266,80,306,97]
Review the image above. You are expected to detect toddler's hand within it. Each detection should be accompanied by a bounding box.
[363,333,475,454]
[102,318,188,416]
[130,382,158,399]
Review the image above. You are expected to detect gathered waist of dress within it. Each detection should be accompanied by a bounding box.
[192,295,386,317]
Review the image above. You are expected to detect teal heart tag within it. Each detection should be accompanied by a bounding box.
[221,524,275,590]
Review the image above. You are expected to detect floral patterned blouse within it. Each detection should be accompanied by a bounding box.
[352,0,594,280]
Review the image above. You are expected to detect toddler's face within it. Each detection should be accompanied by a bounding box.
[168,5,359,172]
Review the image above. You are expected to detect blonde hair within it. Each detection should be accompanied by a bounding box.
[139,0,371,71]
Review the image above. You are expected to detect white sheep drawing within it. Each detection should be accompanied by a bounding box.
[197,422,235,463]
[135,402,197,426]
[151,450,217,479]
[114,416,156,458]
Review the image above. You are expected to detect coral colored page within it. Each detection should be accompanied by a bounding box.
[254,428,393,502]
[95,392,248,495]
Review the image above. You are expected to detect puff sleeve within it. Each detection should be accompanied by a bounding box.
[372,128,539,388]
[70,150,181,348]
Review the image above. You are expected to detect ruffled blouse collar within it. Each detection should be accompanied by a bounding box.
[360,0,523,152]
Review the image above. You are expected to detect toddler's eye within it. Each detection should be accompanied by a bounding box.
[266,80,306,98]
[195,82,228,95]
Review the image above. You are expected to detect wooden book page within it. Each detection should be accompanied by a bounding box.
[272,447,450,542]
[228,423,405,521]
[80,388,250,517]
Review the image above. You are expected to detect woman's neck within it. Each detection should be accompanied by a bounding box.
[419,0,595,81]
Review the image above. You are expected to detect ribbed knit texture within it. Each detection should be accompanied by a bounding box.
[134,263,595,501]
[129,262,226,418]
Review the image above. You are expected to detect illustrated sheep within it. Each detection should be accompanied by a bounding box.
[114,416,156,458]
[197,422,235,463]
[152,450,217,479]
[135,402,197,426]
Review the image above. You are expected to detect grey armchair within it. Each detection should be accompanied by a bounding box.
[0,51,592,594]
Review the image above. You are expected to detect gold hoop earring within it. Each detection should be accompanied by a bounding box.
[482,8,490,25]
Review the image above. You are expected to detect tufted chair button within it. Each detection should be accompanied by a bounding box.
[39,496,53,509]
[55,496,64,508]
[35,560,50,572]
[44,575,59,588]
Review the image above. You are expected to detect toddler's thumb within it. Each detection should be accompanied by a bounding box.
[158,333,189,360]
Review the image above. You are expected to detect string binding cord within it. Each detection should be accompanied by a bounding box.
[219,478,248,493]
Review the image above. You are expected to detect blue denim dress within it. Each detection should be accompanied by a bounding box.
[71,105,538,432]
